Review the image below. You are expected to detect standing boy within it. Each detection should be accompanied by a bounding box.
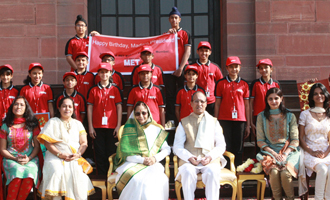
[175,65,205,121]
[131,46,164,87]
[0,64,19,126]
[127,64,165,127]
[190,41,223,116]
[55,72,86,123]
[73,51,95,100]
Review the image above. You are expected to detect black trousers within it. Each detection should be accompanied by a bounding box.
[94,128,118,176]
[219,120,245,166]
[164,73,185,123]
[206,103,215,116]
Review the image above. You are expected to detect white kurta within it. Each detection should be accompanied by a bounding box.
[173,116,226,200]
[115,125,171,200]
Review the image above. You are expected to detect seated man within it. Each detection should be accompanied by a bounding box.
[173,91,226,200]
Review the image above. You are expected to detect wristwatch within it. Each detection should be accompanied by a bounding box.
[57,152,61,157]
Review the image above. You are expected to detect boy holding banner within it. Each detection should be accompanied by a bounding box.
[131,46,164,87]
[165,7,192,128]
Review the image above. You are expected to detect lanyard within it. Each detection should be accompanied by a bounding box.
[1,89,7,115]
[230,81,236,109]
[100,86,110,116]
[32,86,40,113]
[202,64,209,91]
[76,74,85,92]
[142,88,150,103]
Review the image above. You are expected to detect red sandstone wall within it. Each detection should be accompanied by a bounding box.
[0,0,87,85]
[255,0,330,82]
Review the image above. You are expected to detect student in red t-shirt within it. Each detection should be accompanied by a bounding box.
[55,72,86,123]
[131,46,164,87]
[0,64,19,126]
[190,41,223,116]
[214,56,250,166]
[87,63,122,175]
[127,64,165,127]
[175,65,205,122]
[95,51,125,91]
[20,63,54,117]
[65,15,99,71]
[73,51,95,100]
[250,59,280,135]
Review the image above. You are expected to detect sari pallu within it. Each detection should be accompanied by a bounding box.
[37,118,95,200]
[114,115,169,196]
[256,111,300,178]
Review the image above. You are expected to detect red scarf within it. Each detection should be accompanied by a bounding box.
[13,118,26,125]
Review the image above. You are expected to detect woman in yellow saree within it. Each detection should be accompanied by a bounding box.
[114,101,171,200]
[37,97,95,200]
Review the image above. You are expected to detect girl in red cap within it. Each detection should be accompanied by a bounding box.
[20,63,54,118]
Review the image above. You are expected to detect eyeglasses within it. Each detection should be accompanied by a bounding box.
[135,111,148,116]
[76,24,86,28]
[192,100,206,104]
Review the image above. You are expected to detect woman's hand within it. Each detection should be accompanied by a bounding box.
[143,157,156,166]
[17,155,30,165]
[64,153,81,162]
[310,150,324,158]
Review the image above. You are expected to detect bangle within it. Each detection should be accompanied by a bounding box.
[282,152,288,156]
[56,152,61,158]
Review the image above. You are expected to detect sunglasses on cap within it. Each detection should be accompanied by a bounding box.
[135,111,148,116]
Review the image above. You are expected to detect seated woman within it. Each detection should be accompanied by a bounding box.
[299,83,330,200]
[0,96,41,200]
[114,101,171,200]
[256,88,300,200]
[37,97,95,200]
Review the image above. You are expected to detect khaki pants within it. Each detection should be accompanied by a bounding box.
[269,168,294,200]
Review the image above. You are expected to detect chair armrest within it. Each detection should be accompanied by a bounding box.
[165,156,170,178]
[223,151,235,173]
[107,153,116,177]
[173,155,178,177]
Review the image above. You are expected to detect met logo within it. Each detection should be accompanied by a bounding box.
[124,59,140,66]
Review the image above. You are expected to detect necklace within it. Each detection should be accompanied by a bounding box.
[61,119,71,132]
[310,107,326,121]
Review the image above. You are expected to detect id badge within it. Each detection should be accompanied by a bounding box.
[206,91,210,97]
[102,116,108,125]
[232,110,237,119]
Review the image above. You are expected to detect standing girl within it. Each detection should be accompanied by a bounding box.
[214,56,250,166]
[20,63,54,118]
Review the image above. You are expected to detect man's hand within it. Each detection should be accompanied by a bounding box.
[172,68,183,77]
[89,126,96,139]
[143,157,156,166]
[188,156,200,166]
[201,156,212,166]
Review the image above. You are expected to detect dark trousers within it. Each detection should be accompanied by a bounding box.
[219,120,245,166]
[164,73,185,123]
[94,128,118,176]
[206,103,215,116]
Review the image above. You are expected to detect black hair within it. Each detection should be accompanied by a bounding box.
[197,46,211,51]
[101,55,115,62]
[3,96,39,132]
[184,69,198,75]
[75,15,87,26]
[308,83,330,117]
[264,88,288,121]
[191,91,206,102]
[0,68,12,76]
[23,66,44,85]
[75,55,89,60]
[133,101,149,118]
[54,97,77,119]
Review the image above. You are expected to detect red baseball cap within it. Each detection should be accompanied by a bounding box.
[141,46,153,54]
[0,64,14,73]
[256,58,273,67]
[197,41,212,50]
[97,63,113,72]
[226,56,241,66]
[184,65,198,74]
[99,51,115,60]
[73,51,89,61]
[28,63,44,71]
[63,72,77,81]
[137,64,152,73]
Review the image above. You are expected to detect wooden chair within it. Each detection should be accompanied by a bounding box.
[106,125,170,200]
[173,151,237,200]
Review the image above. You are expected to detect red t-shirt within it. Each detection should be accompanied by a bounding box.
[250,78,281,116]
[87,83,122,129]
[54,90,86,122]
[177,28,192,65]
[215,76,249,121]
[191,60,223,104]
[131,64,164,87]
[127,83,165,124]
[0,84,19,126]
[74,70,95,100]
[175,85,205,121]
[94,70,125,91]
[65,35,89,71]
[20,82,53,114]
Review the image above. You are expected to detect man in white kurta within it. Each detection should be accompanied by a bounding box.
[173,91,227,200]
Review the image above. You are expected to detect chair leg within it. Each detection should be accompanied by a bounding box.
[231,182,237,200]
[107,183,115,200]
[175,181,182,200]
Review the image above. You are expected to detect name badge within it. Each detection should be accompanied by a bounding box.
[102,116,108,125]
[232,110,237,119]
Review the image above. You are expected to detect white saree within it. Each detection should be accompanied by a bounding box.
[37,117,95,200]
